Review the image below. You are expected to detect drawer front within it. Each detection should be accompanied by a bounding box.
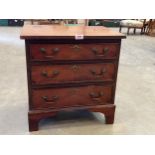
[31,63,115,85]
[31,85,113,109]
[29,43,119,61]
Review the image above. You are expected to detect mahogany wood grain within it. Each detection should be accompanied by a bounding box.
[28,104,115,131]
[29,43,119,61]
[20,25,126,39]
[31,63,115,85]
[31,85,113,110]
[20,25,125,131]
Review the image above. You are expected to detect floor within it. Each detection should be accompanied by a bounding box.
[0,26,155,135]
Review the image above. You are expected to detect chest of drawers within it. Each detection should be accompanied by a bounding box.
[20,25,125,131]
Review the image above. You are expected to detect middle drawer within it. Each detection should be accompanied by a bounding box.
[31,63,116,85]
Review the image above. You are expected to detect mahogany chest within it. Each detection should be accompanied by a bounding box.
[20,25,125,131]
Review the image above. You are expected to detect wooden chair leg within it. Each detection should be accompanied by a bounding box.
[127,28,130,34]
[31,20,34,25]
[134,28,136,34]
[143,27,146,34]
[145,26,149,34]
[141,28,143,34]
[119,26,122,32]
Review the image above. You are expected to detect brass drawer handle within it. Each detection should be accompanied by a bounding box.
[91,47,98,54]
[91,47,109,57]
[89,91,104,98]
[89,91,104,102]
[40,48,46,53]
[104,47,109,53]
[41,70,60,78]
[71,45,81,51]
[90,68,106,76]
[42,95,59,103]
[39,47,60,59]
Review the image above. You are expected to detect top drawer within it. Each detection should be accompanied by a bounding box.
[29,43,120,61]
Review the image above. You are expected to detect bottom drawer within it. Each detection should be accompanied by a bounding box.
[31,85,113,110]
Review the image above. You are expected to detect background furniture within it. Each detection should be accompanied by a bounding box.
[0,19,8,26]
[0,19,24,26]
[89,19,121,27]
[30,19,63,25]
[145,19,155,36]
[119,19,148,34]
[30,19,88,26]
[20,25,125,131]
[8,19,24,26]
[102,19,121,27]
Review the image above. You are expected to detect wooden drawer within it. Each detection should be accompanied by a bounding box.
[29,43,119,61]
[31,63,115,85]
[31,85,113,110]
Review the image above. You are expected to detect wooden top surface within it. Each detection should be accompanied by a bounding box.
[20,25,126,39]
